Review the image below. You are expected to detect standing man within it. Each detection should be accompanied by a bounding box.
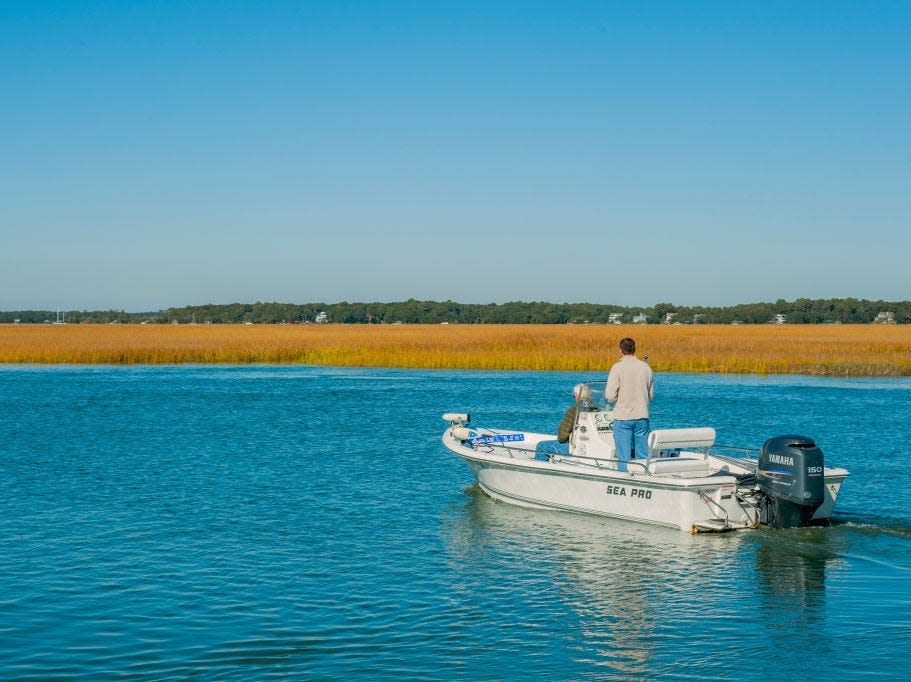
[605,337,654,470]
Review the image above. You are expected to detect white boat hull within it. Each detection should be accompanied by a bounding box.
[444,429,848,533]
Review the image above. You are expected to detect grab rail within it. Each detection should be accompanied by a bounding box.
[714,444,760,456]
[556,455,649,474]
[698,490,729,524]
[457,425,650,473]
[467,440,649,473]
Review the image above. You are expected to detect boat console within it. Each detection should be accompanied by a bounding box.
[571,409,616,458]
[564,381,616,460]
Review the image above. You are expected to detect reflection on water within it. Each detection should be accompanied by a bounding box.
[444,486,683,674]
[750,529,837,659]
[754,531,831,603]
[444,485,850,676]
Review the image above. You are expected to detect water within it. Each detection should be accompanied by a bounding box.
[2,366,910,680]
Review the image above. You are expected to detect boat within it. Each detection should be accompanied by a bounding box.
[442,381,849,533]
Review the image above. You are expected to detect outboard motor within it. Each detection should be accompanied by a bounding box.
[757,435,825,528]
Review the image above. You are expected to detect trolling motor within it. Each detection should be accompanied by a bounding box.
[756,435,826,528]
[443,413,475,441]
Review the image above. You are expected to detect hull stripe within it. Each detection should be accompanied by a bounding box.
[478,482,683,530]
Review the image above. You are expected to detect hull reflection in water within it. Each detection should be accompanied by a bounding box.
[444,487,836,677]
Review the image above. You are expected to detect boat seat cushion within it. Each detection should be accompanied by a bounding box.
[647,427,716,456]
[647,458,710,475]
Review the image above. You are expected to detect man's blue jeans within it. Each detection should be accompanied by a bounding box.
[612,418,651,471]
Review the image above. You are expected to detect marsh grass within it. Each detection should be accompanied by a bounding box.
[1,324,909,376]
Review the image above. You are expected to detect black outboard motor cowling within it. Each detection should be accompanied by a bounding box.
[757,435,825,529]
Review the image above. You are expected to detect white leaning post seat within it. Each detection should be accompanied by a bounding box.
[646,428,716,475]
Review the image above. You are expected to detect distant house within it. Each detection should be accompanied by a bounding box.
[773,314,786,324]
[632,313,648,324]
[663,312,677,324]
[608,313,623,324]
[874,311,895,324]
[315,311,328,324]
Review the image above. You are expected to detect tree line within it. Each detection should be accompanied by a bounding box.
[2,298,909,325]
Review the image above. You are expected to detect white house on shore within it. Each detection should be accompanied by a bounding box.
[315,311,328,324]
[874,311,895,324]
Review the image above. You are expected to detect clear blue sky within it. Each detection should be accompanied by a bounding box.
[2,1,909,311]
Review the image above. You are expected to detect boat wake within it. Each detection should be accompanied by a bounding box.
[829,514,911,539]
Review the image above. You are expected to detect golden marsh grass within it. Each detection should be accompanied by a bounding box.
[1,323,909,375]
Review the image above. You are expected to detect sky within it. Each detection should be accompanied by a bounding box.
[2,1,909,311]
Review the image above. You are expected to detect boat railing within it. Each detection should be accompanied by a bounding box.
[465,436,649,473]
[460,433,538,458]
[555,454,650,474]
[467,443,532,459]
[712,444,760,460]
[459,423,663,473]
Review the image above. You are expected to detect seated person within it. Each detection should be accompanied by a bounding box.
[535,383,593,461]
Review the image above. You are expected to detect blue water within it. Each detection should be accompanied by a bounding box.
[2,366,910,680]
